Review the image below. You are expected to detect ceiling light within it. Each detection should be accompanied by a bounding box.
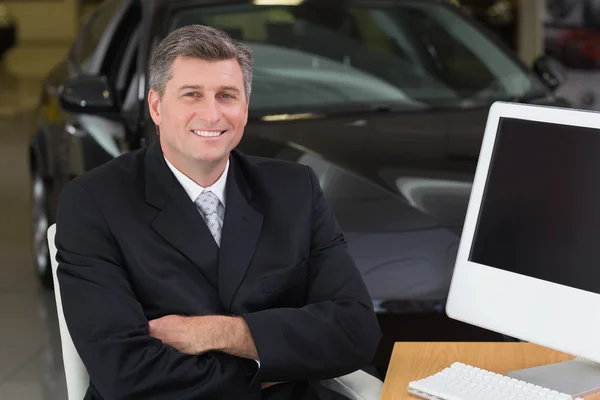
[253,0,304,5]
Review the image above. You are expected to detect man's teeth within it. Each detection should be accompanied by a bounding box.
[192,130,223,137]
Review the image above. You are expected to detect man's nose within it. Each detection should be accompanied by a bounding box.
[198,97,222,125]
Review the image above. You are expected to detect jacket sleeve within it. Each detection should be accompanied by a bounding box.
[241,166,382,382]
[55,180,258,400]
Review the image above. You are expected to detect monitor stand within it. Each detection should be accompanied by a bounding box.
[507,357,600,397]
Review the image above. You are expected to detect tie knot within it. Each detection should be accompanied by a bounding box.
[195,191,220,216]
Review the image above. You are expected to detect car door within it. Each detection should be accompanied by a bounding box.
[58,0,142,188]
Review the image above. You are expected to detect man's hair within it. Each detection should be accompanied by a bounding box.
[148,25,253,101]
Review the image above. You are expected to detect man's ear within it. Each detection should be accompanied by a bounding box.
[148,89,162,127]
[243,99,249,127]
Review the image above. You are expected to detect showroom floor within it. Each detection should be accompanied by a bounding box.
[0,65,68,399]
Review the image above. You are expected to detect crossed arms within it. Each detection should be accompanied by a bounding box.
[55,167,381,399]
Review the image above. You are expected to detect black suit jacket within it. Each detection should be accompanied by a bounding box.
[55,142,381,399]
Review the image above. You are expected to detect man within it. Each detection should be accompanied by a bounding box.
[55,25,381,399]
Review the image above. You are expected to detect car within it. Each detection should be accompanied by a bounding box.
[456,0,519,51]
[29,0,570,372]
[552,28,600,69]
[0,5,16,61]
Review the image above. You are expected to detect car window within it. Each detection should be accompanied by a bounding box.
[167,0,547,113]
[75,0,122,74]
[101,1,142,107]
[114,31,140,107]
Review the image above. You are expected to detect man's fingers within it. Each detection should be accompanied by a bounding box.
[261,382,285,390]
[148,319,163,338]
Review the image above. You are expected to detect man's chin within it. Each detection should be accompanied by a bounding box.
[187,151,230,167]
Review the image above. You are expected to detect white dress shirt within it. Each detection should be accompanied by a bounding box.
[164,156,228,226]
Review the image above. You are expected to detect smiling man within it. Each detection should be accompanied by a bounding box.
[55,25,381,399]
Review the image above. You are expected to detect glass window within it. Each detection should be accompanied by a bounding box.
[75,0,121,73]
[167,0,547,113]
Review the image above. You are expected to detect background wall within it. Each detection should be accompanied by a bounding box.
[1,0,79,78]
[518,0,544,65]
[2,0,79,43]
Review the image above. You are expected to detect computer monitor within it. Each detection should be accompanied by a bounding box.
[446,101,600,397]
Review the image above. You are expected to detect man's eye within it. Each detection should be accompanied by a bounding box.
[186,92,199,97]
[221,93,234,99]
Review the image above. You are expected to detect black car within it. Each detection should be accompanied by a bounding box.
[29,0,568,371]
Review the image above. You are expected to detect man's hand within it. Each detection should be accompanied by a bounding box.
[148,314,259,360]
[148,315,211,355]
[261,382,286,390]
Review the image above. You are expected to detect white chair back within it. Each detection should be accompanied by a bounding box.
[47,224,90,400]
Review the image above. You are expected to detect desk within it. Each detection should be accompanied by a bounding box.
[381,342,600,400]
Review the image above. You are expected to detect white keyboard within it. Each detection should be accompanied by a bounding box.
[408,362,584,400]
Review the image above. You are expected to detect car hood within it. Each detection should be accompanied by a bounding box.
[248,97,565,183]
[244,97,565,308]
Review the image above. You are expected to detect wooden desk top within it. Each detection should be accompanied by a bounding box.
[381,342,600,400]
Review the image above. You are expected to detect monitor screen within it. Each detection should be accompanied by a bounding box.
[469,117,600,295]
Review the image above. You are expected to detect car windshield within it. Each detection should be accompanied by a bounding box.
[167,0,546,114]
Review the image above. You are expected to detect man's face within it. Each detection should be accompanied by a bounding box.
[148,57,248,169]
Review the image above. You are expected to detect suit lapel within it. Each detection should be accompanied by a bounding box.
[145,143,219,287]
[218,154,263,311]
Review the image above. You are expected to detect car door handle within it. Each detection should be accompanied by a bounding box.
[65,123,86,138]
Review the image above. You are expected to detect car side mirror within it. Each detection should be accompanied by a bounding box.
[58,75,119,116]
[532,55,567,91]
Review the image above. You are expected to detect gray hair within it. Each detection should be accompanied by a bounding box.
[148,25,253,101]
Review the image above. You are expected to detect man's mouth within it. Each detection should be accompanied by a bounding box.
[191,130,226,137]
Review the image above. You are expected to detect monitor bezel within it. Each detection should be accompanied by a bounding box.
[446,101,600,363]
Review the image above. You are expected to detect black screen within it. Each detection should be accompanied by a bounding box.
[469,117,600,294]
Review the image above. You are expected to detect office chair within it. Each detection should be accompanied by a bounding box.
[47,224,89,400]
[47,224,383,400]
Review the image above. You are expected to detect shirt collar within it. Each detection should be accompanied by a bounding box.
[163,155,229,207]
